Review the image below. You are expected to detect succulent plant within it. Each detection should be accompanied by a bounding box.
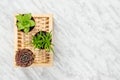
[16,13,35,33]
[15,49,35,67]
[32,31,54,52]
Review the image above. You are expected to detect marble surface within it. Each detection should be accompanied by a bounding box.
[0,0,120,80]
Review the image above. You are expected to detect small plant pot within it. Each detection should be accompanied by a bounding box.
[15,49,35,67]
[32,31,53,52]
[16,13,36,33]
[35,31,52,47]
[16,17,35,32]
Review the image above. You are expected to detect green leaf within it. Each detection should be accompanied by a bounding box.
[24,28,30,33]
[24,23,31,28]
[50,46,54,53]
[23,13,32,20]
[16,14,23,22]
[29,20,35,27]
[17,22,24,30]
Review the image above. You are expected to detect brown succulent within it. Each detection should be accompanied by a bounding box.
[15,49,35,67]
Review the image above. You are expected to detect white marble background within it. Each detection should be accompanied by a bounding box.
[0,0,120,80]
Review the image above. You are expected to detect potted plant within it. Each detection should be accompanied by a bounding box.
[32,31,54,52]
[15,14,53,67]
[15,49,35,67]
[16,13,35,33]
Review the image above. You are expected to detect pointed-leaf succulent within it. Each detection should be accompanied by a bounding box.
[32,31,54,52]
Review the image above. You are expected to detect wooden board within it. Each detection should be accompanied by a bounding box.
[14,14,53,67]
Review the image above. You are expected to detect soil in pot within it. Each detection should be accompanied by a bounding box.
[15,49,35,67]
